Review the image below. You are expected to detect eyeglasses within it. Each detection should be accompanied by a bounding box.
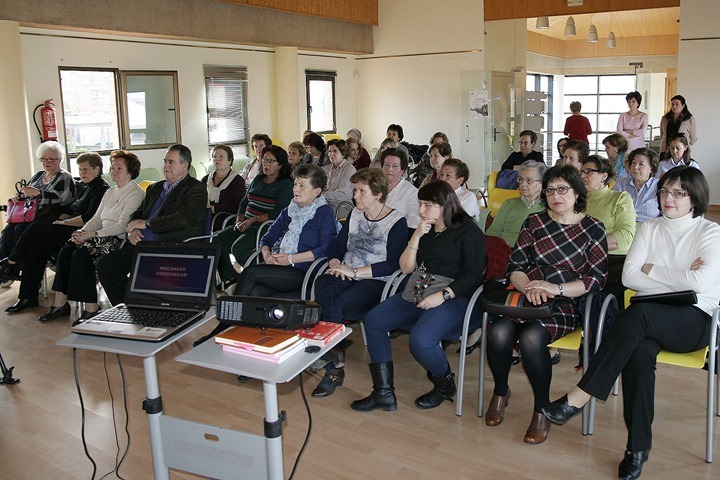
[39,157,60,163]
[261,158,278,164]
[658,188,690,199]
[518,177,541,184]
[543,186,572,196]
[579,168,600,175]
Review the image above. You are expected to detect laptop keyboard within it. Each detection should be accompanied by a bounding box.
[102,308,198,328]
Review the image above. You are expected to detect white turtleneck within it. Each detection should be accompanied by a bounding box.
[622,212,720,315]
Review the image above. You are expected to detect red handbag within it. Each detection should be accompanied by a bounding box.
[6,196,39,223]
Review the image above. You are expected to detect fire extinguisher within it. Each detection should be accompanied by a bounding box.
[33,99,58,142]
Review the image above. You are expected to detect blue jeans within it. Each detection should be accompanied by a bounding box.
[364,292,474,377]
[313,275,385,324]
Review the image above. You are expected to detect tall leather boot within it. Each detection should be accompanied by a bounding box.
[350,362,397,412]
[414,365,456,409]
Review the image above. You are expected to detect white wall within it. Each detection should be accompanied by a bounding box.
[679,0,719,203]
[19,29,357,173]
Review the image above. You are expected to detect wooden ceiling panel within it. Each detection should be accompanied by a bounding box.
[486,0,679,21]
[220,0,378,26]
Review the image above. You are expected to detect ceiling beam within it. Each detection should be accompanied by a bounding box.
[485,0,679,21]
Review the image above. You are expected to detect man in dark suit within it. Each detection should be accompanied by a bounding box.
[96,144,208,305]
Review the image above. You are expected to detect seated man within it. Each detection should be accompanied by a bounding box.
[500,130,544,171]
[96,144,208,305]
[381,148,420,233]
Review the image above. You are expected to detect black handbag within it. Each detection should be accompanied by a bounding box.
[629,290,697,306]
[483,280,555,319]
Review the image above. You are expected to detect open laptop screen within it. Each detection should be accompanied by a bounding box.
[131,254,213,297]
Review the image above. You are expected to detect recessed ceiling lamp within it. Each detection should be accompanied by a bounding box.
[536,16,550,29]
[564,16,576,36]
[588,24,599,43]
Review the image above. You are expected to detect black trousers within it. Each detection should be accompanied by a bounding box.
[96,242,135,305]
[577,302,710,452]
[234,264,306,297]
[8,222,75,301]
[53,243,99,303]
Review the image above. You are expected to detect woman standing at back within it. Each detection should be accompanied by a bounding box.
[617,91,649,153]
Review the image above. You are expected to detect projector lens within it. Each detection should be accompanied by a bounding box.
[271,307,285,320]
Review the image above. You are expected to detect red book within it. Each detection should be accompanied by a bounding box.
[293,321,345,346]
[215,326,300,354]
[221,340,305,363]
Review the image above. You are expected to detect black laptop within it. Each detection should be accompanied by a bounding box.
[71,242,220,342]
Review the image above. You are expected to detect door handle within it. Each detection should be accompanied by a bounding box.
[493,128,501,142]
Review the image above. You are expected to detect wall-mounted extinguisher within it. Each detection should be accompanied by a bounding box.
[33,99,58,142]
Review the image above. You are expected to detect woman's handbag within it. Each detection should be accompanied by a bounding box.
[7,196,39,223]
[483,280,555,319]
[80,236,122,264]
[401,261,454,304]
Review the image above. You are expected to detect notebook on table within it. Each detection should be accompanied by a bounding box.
[71,241,220,342]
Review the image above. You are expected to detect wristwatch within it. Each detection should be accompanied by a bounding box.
[442,289,451,301]
[145,220,151,229]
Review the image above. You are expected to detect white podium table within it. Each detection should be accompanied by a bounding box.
[58,318,350,480]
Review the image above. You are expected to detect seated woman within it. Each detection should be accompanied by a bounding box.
[38,150,145,321]
[346,128,371,170]
[287,141,306,171]
[560,139,589,170]
[203,144,246,231]
[1,151,109,313]
[312,168,407,398]
[351,181,485,413]
[323,139,356,213]
[419,142,451,188]
[555,137,569,165]
[439,157,479,221]
[413,132,449,187]
[214,145,294,290]
[1,141,76,275]
[485,166,607,444]
[581,155,636,294]
[240,133,272,185]
[603,133,630,179]
[345,137,362,167]
[369,138,397,170]
[656,133,699,178]
[302,132,329,167]
[233,163,336,297]
[543,167,720,480]
[613,148,661,223]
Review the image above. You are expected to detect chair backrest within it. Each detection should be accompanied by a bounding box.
[487,171,521,218]
[138,180,153,191]
[335,201,354,222]
[135,167,162,183]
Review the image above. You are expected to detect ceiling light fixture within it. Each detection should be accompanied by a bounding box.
[536,16,549,29]
[588,24,599,42]
[607,13,616,48]
[564,16,576,36]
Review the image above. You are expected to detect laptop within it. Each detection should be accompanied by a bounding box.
[71,242,220,342]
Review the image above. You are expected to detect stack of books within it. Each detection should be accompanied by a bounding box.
[215,326,304,363]
[294,321,345,346]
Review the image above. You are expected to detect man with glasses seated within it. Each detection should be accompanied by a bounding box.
[500,130,544,171]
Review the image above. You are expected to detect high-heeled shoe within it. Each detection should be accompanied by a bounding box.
[524,412,550,444]
[485,389,510,426]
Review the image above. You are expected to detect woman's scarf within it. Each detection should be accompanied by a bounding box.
[278,195,327,254]
[206,170,239,204]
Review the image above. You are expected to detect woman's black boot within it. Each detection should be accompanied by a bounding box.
[350,362,397,412]
[414,366,456,409]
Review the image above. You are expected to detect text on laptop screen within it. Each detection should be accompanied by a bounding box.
[130,253,214,297]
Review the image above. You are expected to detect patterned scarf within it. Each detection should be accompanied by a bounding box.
[278,195,327,254]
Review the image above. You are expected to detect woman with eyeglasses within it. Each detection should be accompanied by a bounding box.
[543,167,720,480]
[484,165,608,445]
[581,155,636,294]
[1,141,76,285]
[214,145,294,290]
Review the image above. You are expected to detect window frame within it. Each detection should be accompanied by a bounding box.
[305,70,337,134]
[204,65,250,158]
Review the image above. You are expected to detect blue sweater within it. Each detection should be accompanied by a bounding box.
[259,204,336,270]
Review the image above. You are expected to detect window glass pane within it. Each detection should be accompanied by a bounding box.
[564,95,598,114]
[123,73,179,147]
[205,66,249,147]
[564,76,598,94]
[540,76,549,93]
[599,95,629,113]
[599,75,636,94]
[526,75,536,91]
[598,114,620,133]
[308,78,335,133]
[59,69,120,158]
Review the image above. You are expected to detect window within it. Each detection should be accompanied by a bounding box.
[204,65,250,159]
[563,75,636,154]
[306,70,336,133]
[526,73,554,162]
[59,67,181,173]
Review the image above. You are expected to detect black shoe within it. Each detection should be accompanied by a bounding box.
[414,366,456,409]
[311,368,345,398]
[551,350,561,365]
[237,375,252,383]
[351,362,397,412]
[541,394,584,425]
[81,309,101,320]
[38,303,71,322]
[388,329,407,339]
[512,354,522,366]
[5,298,39,314]
[0,259,21,281]
[618,449,650,480]
[458,328,482,355]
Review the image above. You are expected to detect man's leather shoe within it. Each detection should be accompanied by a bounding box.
[485,389,510,426]
[38,303,71,322]
[542,394,583,425]
[524,412,551,444]
[618,449,650,480]
[5,299,38,313]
